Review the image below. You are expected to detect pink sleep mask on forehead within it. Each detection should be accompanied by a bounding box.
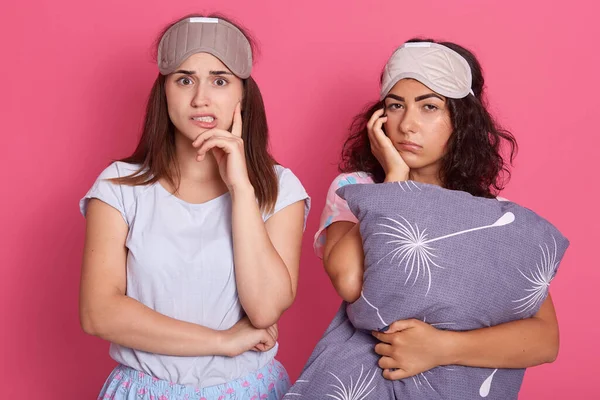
[380,42,473,100]
[157,17,253,78]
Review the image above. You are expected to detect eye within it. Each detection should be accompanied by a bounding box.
[424,104,439,111]
[214,78,229,87]
[177,77,194,86]
[386,103,403,111]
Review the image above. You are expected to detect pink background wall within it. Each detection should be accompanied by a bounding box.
[1,0,598,398]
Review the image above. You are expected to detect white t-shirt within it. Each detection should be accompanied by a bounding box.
[80,161,311,387]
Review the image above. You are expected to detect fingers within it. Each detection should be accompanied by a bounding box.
[378,356,399,370]
[196,136,242,161]
[192,104,243,160]
[371,112,389,143]
[267,326,275,341]
[372,330,394,345]
[367,108,386,132]
[373,341,394,356]
[387,319,418,334]
[192,129,230,150]
[372,115,388,140]
[250,329,274,353]
[260,330,276,352]
[382,367,411,381]
[367,108,390,150]
[231,102,243,137]
[267,324,278,342]
[254,342,268,352]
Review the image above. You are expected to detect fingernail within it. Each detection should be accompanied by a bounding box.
[379,325,390,332]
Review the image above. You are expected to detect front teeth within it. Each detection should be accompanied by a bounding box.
[193,116,215,122]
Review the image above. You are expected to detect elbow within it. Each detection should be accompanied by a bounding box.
[332,272,363,303]
[247,310,283,329]
[545,349,559,364]
[79,303,113,338]
[543,338,560,364]
[249,316,277,330]
[80,310,103,336]
[324,256,363,303]
[246,292,294,329]
[79,292,125,338]
[539,321,560,364]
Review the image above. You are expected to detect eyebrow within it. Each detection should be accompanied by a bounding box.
[384,93,446,102]
[385,94,405,102]
[415,93,445,102]
[209,70,233,76]
[172,70,234,76]
[173,69,195,75]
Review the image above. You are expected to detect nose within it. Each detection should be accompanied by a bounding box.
[399,106,419,135]
[191,82,210,108]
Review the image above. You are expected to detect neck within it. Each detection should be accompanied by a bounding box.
[409,164,443,186]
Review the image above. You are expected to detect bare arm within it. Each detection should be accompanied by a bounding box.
[444,294,559,367]
[373,288,559,379]
[320,166,410,303]
[80,199,272,357]
[231,185,305,328]
[323,221,364,303]
[374,295,559,379]
[321,132,409,303]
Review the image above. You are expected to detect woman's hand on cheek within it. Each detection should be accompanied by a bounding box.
[192,103,252,192]
[367,108,410,182]
[371,319,454,380]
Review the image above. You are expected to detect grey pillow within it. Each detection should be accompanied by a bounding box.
[286,181,569,400]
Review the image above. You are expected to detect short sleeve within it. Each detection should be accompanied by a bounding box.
[264,165,311,230]
[79,162,137,225]
[313,172,374,259]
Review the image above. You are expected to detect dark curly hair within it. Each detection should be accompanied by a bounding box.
[340,38,518,198]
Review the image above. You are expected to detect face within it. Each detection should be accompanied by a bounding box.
[383,79,453,173]
[164,52,244,142]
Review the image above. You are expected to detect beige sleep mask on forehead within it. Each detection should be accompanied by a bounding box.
[157,17,252,78]
[381,42,473,100]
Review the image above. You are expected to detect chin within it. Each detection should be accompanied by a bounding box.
[174,128,200,142]
[402,158,430,171]
[398,152,420,165]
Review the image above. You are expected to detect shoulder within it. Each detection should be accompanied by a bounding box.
[326,171,375,195]
[79,161,145,223]
[95,161,141,180]
[273,164,303,186]
[265,165,311,225]
[272,164,310,197]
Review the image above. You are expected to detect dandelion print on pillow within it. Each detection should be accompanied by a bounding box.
[286,181,568,400]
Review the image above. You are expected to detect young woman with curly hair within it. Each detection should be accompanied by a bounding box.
[312,39,558,384]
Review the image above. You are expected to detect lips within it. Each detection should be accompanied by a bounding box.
[191,114,217,129]
[397,141,422,152]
